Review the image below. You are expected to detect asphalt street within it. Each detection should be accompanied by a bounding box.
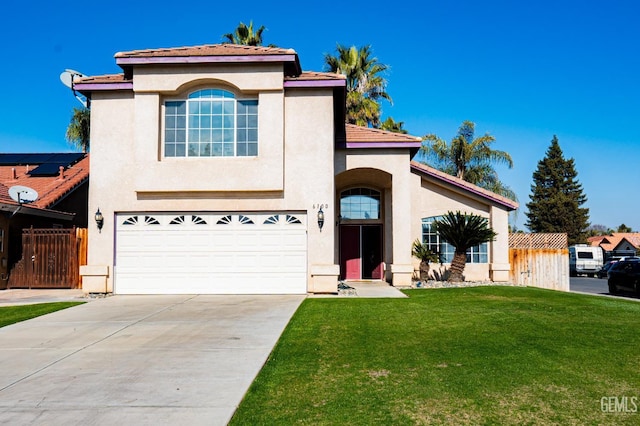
[570,275,639,300]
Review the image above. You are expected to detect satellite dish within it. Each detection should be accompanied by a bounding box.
[59,69,86,89]
[60,71,73,89]
[8,186,39,204]
[65,68,85,76]
[60,69,88,107]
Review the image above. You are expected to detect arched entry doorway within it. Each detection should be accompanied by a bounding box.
[338,187,384,280]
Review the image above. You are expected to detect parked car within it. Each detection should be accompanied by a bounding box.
[597,260,618,279]
[607,258,640,295]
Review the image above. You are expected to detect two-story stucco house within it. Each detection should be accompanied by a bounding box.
[75,44,517,295]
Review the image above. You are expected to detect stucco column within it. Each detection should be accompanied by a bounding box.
[391,168,413,287]
[308,203,340,293]
[490,205,511,282]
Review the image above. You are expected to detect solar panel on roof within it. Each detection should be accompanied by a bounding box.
[0,154,30,165]
[29,154,58,163]
[52,152,84,166]
[28,163,66,176]
[0,152,84,167]
[0,153,52,165]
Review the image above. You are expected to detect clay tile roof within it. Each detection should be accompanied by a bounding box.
[75,74,130,85]
[0,154,89,210]
[588,235,607,246]
[0,183,12,204]
[342,124,422,146]
[410,160,519,210]
[115,44,297,58]
[285,71,346,82]
[589,233,640,251]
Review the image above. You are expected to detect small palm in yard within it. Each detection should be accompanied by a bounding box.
[411,239,438,281]
[435,211,496,282]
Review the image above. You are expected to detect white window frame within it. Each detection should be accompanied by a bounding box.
[421,216,489,264]
[163,88,258,158]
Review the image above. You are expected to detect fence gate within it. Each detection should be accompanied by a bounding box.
[509,233,569,291]
[8,228,82,289]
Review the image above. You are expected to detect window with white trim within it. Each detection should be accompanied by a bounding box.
[164,89,258,158]
[421,216,488,263]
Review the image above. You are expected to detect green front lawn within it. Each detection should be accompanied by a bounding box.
[0,302,84,328]
[231,287,640,425]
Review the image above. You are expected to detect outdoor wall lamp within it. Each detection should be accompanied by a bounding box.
[95,208,104,233]
[317,207,325,232]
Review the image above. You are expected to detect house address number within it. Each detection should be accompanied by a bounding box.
[313,204,329,209]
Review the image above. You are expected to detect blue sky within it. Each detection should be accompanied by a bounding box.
[1,1,638,231]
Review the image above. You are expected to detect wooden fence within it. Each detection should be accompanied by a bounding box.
[8,228,87,289]
[509,233,569,291]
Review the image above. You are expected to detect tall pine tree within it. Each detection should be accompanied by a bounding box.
[525,136,590,245]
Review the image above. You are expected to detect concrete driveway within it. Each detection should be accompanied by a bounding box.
[0,294,305,425]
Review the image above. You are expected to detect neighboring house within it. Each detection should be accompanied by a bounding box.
[0,153,89,288]
[74,44,518,295]
[588,233,640,258]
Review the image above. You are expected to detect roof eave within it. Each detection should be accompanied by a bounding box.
[115,54,298,66]
[74,82,133,93]
[45,176,89,210]
[284,79,346,88]
[410,161,519,211]
[0,203,75,221]
[344,141,423,149]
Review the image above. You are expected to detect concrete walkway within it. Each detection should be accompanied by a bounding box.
[0,289,87,306]
[0,294,304,425]
[345,282,408,298]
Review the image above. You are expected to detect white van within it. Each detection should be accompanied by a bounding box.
[569,245,604,277]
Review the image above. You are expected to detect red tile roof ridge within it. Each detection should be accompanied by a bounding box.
[115,44,297,58]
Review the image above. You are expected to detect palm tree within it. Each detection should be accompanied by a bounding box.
[421,121,516,200]
[412,239,439,281]
[65,107,90,153]
[222,21,266,46]
[324,44,391,127]
[380,117,408,134]
[434,211,497,282]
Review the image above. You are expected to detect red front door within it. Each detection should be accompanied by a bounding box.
[339,225,383,280]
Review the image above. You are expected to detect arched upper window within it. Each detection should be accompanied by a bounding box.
[340,188,381,220]
[164,89,258,158]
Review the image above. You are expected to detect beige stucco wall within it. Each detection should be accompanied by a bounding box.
[333,152,512,285]
[85,65,339,293]
[84,61,513,292]
[410,174,512,282]
[132,64,285,93]
[334,149,415,286]
[284,89,338,292]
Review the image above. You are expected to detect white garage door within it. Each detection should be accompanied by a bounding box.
[115,212,307,294]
